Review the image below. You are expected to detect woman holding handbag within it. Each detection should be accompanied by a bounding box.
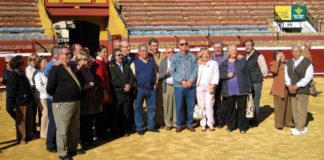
[269,50,293,130]
[196,48,219,131]
[219,45,252,134]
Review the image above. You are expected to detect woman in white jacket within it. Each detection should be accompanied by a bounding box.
[196,48,219,131]
[34,57,50,139]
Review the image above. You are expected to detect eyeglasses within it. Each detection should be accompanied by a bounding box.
[166,51,174,54]
[139,50,148,52]
[115,54,123,57]
[179,43,188,46]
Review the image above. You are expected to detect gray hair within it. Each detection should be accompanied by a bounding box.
[212,41,224,47]
[291,45,302,51]
[50,45,61,57]
[138,44,148,51]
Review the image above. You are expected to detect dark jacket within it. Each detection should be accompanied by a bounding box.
[287,57,312,94]
[109,62,135,98]
[46,65,81,103]
[122,52,137,65]
[219,58,252,97]
[246,50,263,83]
[2,69,12,85]
[6,71,34,107]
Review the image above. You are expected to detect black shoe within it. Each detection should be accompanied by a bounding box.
[68,150,86,156]
[147,128,160,133]
[137,130,145,135]
[59,155,72,160]
[47,148,57,153]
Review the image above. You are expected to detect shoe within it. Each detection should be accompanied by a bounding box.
[47,148,57,153]
[165,127,172,131]
[175,127,183,133]
[209,126,215,131]
[301,127,308,134]
[148,128,160,133]
[240,131,246,134]
[68,150,85,156]
[59,155,72,160]
[187,127,196,132]
[137,130,145,135]
[290,128,298,133]
[291,129,303,136]
[201,127,206,132]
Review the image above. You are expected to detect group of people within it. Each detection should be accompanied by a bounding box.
[1,38,314,160]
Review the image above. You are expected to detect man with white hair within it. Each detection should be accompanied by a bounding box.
[285,45,314,136]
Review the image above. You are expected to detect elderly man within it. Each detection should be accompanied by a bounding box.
[159,47,177,130]
[244,39,268,127]
[285,45,313,136]
[171,39,198,133]
[148,38,165,128]
[130,44,159,135]
[46,47,82,160]
[120,40,137,65]
[211,41,228,128]
[70,43,82,69]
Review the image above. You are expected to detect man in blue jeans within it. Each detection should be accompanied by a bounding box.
[130,44,159,135]
[171,39,198,133]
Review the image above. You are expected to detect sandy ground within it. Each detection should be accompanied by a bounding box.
[0,78,324,160]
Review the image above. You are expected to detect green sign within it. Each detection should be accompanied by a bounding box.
[292,5,306,21]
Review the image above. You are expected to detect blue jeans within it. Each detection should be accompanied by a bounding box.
[46,99,57,150]
[252,82,262,119]
[174,87,196,128]
[134,88,156,131]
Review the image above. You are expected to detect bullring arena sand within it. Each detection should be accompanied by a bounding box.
[0,78,324,160]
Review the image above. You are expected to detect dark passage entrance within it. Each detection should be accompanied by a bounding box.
[69,20,100,56]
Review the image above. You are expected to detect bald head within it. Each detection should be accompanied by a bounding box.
[120,40,130,56]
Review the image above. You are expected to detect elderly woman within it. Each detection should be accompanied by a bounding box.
[270,50,293,130]
[219,45,252,134]
[76,50,101,149]
[34,57,50,139]
[7,55,34,144]
[196,48,219,131]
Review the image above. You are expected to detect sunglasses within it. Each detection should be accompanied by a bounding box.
[115,54,123,57]
[179,43,188,46]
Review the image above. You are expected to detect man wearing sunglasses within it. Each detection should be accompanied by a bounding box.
[171,39,198,133]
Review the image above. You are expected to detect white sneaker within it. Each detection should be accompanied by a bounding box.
[290,128,297,133]
[301,127,308,134]
[291,129,303,136]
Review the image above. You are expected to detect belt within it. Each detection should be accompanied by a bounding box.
[167,83,173,86]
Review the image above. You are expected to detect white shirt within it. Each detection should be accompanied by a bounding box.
[166,59,173,84]
[26,65,36,86]
[285,56,314,87]
[34,71,51,99]
[246,50,268,77]
[197,60,219,85]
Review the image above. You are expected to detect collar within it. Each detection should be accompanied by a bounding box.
[293,56,304,63]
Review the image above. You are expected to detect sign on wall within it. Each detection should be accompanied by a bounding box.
[275,5,306,21]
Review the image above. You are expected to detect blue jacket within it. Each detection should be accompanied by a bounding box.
[171,52,198,88]
[44,58,55,77]
[219,58,252,97]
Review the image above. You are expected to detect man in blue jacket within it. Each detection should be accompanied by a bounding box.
[171,39,198,133]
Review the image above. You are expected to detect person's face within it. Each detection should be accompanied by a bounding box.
[18,61,25,72]
[40,59,48,70]
[120,42,130,55]
[178,40,189,53]
[29,55,37,66]
[74,44,82,56]
[244,41,254,53]
[228,47,238,58]
[150,42,159,53]
[201,50,210,62]
[276,52,286,62]
[99,48,108,59]
[292,47,302,60]
[5,60,10,69]
[213,44,223,55]
[61,48,71,64]
[165,48,174,59]
[78,59,88,67]
[114,51,123,64]
[139,46,149,60]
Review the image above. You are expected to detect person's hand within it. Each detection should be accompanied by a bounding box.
[166,68,172,74]
[227,72,235,78]
[154,84,157,90]
[103,90,109,101]
[209,85,216,94]
[54,60,61,66]
[124,84,131,92]
[0,77,3,83]
[237,54,243,60]
[288,85,297,94]
[186,81,193,88]
[181,80,187,87]
[89,82,94,87]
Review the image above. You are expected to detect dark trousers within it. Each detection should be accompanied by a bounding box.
[214,85,225,126]
[80,115,94,146]
[46,101,57,150]
[112,94,132,136]
[224,95,248,131]
[6,100,16,120]
[95,104,110,139]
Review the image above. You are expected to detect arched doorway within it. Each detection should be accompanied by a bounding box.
[69,20,100,56]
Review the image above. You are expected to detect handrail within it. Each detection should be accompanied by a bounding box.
[112,0,129,37]
[32,40,48,53]
[307,11,318,32]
